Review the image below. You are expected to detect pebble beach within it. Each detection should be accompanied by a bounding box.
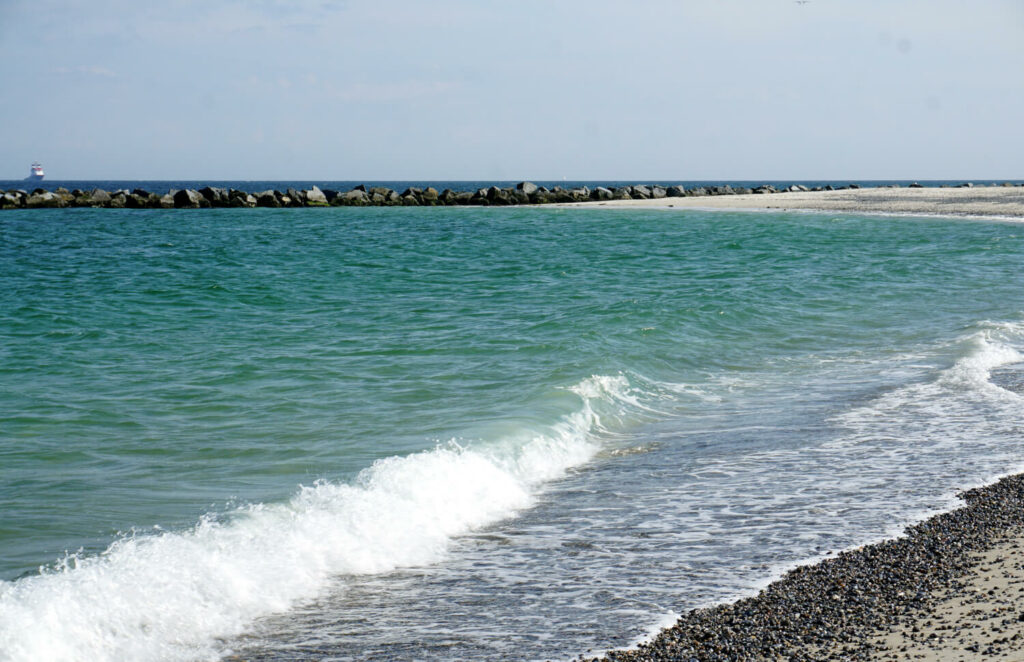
[594,473,1024,662]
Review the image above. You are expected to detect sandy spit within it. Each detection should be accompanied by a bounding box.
[561,186,1024,219]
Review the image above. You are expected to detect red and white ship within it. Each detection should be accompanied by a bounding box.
[26,162,44,182]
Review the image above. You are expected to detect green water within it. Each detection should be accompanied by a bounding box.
[2,206,1024,661]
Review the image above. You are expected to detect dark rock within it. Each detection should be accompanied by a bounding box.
[612,188,632,200]
[90,189,112,205]
[666,185,687,198]
[173,189,204,209]
[421,187,440,204]
[107,192,127,209]
[687,187,709,197]
[439,189,457,205]
[0,192,23,209]
[401,194,420,206]
[125,193,150,209]
[454,191,475,205]
[651,186,667,199]
[199,187,229,206]
[631,185,652,199]
[569,186,591,202]
[228,191,257,208]
[909,182,924,188]
[516,181,538,196]
[255,190,282,208]
[592,187,614,201]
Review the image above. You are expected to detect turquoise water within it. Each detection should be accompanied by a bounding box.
[2,206,1024,661]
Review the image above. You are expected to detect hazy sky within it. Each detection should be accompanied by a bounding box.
[1,0,1022,180]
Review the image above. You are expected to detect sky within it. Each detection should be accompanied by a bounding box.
[1,0,1022,180]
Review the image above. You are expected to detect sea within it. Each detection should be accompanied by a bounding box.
[2,181,1024,662]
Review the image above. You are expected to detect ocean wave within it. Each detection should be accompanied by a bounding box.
[0,374,644,662]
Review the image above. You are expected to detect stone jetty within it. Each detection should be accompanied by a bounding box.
[0,182,891,210]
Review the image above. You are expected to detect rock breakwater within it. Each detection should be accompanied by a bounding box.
[0,182,868,210]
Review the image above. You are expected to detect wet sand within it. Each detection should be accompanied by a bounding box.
[589,469,1024,661]
[566,186,1024,219]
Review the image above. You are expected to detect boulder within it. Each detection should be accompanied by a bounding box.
[687,187,709,197]
[159,194,175,208]
[592,186,614,201]
[91,189,112,205]
[305,186,329,206]
[454,191,475,205]
[368,187,393,201]
[909,182,924,188]
[848,183,861,189]
[569,187,591,202]
[516,181,538,196]
[199,186,229,206]
[256,190,282,207]
[401,195,420,206]
[612,188,632,200]
[530,189,553,204]
[666,185,686,197]
[1,192,22,209]
[26,191,65,208]
[439,189,457,205]
[125,193,150,209]
[510,189,530,205]
[107,192,128,208]
[174,189,204,209]
[490,188,513,205]
[340,189,369,206]
[421,187,440,204]
[650,186,667,199]
[631,185,652,199]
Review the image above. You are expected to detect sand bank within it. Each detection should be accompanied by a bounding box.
[594,474,1024,661]
[567,186,1024,219]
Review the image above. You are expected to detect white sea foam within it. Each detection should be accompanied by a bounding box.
[0,375,640,662]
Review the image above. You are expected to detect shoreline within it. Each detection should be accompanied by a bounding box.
[590,473,1024,661]
[563,186,1024,219]
[3,182,1024,213]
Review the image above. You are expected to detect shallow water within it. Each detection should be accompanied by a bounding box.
[2,206,1024,661]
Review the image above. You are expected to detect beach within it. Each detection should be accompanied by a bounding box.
[596,474,1024,662]
[566,185,1024,219]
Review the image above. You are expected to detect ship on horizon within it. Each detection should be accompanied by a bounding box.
[25,162,44,182]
